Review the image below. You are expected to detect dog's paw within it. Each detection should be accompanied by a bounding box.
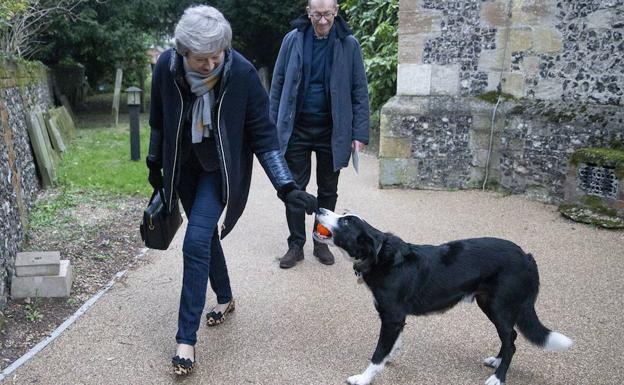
[485,374,504,385]
[483,356,501,368]
[346,374,370,385]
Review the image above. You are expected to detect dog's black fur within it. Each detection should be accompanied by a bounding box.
[314,209,572,385]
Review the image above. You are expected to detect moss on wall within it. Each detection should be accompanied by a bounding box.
[475,91,515,104]
[0,57,47,87]
[570,147,624,179]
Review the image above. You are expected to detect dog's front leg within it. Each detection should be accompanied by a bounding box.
[347,320,405,385]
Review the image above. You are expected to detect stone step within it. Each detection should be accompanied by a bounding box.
[11,260,73,299]
[15,251,61,277]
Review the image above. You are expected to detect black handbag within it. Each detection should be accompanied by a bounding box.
[140,189,183,250]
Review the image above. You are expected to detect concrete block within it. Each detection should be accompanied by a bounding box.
[481,1,508,27]
[0,79,17,88]
[380,137,412,158]
[15,251,60,277]
[533,27,562,53]
[512,2,553,25]
[401,0,421,12]
[534,79,563,100]
[379,158,420,188]
[399,35,426,64]
[586,9,614,29]
[469,128,492,150]
[520,55,540,76]
[479,28,514,69]
[472,112,504,132]
[509,28,532,52]
[478,49,506,72]
[502,72,526,98]
[472,148,501,169]
[486,72,502,92]
[400,12,440,35]
[397,64,432,96]
[431,64,460,96]
[11,260,73,298]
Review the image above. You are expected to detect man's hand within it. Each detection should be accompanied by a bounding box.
[352,140,365,152]
[284,190,318,215]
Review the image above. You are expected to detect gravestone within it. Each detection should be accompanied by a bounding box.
[25,111,56,187]
[50,105,76,140]
[34,111,60,164]
[45,113,66,153]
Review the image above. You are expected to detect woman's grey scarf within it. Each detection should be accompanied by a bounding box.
[183,56,225,143]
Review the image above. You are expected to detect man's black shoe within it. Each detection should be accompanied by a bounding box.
[279,247,304,269]
[313,242,334,265]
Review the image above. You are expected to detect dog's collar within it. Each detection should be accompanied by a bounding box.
[353,259,368,276]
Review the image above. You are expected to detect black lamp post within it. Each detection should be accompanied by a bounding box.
[126,86,142,161]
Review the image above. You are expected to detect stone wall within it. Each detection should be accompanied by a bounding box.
[381,0,624,203]
[0,59,51,309]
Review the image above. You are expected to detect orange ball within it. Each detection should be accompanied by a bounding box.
[316,223,331,236]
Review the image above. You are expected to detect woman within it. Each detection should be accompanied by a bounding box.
[146,5,317,375]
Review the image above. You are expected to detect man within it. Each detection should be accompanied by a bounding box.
[270,0,370,269]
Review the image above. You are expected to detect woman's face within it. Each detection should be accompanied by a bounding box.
[186,50,225,75]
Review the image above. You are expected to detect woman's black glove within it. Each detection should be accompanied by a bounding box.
[284,189,318,215]
[146,157,163,190]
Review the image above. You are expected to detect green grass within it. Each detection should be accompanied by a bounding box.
[57,124,152,197]
[29,191,81,229]
[27,89,153,229]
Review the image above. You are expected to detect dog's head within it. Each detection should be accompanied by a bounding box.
[313,208,388,275]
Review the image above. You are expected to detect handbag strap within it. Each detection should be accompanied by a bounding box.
[149,188,170,213]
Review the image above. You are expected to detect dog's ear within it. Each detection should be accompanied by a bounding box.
[389,237,410,266]
[356,231,383,263]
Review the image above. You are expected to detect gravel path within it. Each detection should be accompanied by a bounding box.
[4,152,623,385]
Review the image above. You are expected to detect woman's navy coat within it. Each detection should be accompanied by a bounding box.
[148,48,294,238]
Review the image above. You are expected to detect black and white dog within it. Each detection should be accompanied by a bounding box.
[313,208,573,385]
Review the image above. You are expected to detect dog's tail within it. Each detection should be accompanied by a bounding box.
[515,253,573,351]
[516,302,573,351]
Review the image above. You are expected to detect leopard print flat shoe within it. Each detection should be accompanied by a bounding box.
[172,347,195,375]
[206,299,235,327]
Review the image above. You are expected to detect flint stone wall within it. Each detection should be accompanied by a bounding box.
[381,0,624,203]
[0,59,51,309]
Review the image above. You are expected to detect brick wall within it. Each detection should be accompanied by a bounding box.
[380,0,624,203]
[0,58,51,309]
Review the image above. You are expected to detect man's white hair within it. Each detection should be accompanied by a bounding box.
[174,5,232,55]
[308,0,338,7]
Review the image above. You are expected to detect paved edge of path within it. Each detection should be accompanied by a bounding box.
[0,247,150,381]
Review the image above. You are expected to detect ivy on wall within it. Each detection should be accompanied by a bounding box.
[341,0,398,120]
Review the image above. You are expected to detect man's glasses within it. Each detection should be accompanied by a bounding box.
[308,11,336,21]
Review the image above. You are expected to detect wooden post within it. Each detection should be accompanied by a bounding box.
[112,68,123,126]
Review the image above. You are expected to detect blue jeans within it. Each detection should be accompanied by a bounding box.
[175,166,232,346]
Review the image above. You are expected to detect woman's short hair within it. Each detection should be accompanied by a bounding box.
[174,5,232,55]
